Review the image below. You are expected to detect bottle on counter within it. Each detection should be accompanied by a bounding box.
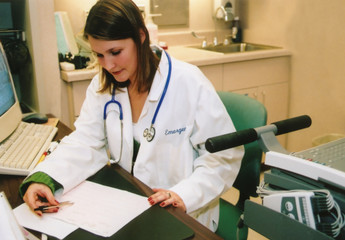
[231,16,242,43]
[146,14,158,45]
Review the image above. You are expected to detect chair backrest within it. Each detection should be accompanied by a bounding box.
[217,91,267,209]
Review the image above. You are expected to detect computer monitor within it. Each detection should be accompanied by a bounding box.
[0,41,22,143]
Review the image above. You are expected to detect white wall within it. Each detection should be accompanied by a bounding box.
[239,0,345,151]
[54,0,97,35]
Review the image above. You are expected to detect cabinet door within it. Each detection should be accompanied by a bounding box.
[233,83,288,124]
[223,57,290,91]
[232,82,289,147]
[259,82,289,125]
[232,87,259,101]
[259,82,289,147]
[72,80,92,118]
[199,65,223,91]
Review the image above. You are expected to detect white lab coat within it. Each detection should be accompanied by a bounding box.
[31,51,244,231]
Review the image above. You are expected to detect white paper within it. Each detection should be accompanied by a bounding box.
[0,192,25,240]
[52,181,151,237]
[13,204,78,239]
[13,181,150,238]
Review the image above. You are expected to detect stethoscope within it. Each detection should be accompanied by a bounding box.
[143,51,172,142]
[103,50,172,161]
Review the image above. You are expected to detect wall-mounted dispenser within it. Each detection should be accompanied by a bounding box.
[214,0,235,22]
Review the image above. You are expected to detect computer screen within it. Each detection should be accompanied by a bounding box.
[0,41,22,143]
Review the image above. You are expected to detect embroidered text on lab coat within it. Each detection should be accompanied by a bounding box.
[165,127,186,136]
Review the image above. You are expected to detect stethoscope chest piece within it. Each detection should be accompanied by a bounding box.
[104,50,172,147]
[143,126,155,142]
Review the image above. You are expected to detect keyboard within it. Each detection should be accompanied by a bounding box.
[292,137,345,170]
[264,138,345,191]
[0,122,58,176]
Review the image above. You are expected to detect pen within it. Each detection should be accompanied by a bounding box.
[34,201,74,212]
[35,141,60,166]
[46,140,60,155]
[36,152,47,165]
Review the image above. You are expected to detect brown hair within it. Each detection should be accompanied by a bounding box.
[84,0,159,93]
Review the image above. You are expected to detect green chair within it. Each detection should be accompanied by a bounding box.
[215,91,267,240]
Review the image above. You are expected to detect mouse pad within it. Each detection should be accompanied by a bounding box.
[50,166,194,240]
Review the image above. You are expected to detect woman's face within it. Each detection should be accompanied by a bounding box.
[89,36,138,83]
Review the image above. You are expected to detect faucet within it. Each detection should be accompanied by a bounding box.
[191,31,208,48]
[215,6,229,22]
[223,34,232,45]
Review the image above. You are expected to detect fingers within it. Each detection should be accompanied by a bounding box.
[23,183,59,216]
[148,188,186,212]
[171,200,185,210]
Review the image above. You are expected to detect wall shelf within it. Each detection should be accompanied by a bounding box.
[0,29,25,41]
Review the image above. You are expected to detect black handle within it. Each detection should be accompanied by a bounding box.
[205,115,312,153]
[272,115,312,135]
[205,128,257,153]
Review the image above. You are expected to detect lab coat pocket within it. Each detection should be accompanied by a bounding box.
[152,124,194,187]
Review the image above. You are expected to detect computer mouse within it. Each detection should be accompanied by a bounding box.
[22,113,48,124]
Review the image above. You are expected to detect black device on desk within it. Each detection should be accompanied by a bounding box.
[262,142,345,239]
[244,200,335,240]
[261,131,345,238]
[206,115,345,239]
[263,164,345,239]
[22,113,48,124]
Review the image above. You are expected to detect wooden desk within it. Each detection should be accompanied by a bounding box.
[0,117,222,240]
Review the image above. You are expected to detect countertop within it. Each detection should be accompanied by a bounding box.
[60,45,291,82]
[167,45,291,66]
[60,67,98,82]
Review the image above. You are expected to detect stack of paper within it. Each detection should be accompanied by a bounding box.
[14,181,151,238]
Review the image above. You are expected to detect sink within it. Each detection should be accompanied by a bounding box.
[188,42,279,54]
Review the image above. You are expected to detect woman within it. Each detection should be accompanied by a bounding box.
[21,0,243,231]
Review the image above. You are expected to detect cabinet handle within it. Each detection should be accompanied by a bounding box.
[261,91,266,104]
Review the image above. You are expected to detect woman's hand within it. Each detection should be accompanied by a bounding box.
[23,183,59,216]
[148,188,186,212]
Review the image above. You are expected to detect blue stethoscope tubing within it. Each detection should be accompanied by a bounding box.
[151,51,172,127]
[103,86,123,120]
[143,51,172,142]
[103,50,172,162]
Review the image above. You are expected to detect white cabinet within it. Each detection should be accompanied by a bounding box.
[199,64,223,90]
[199,56,290,147]
[61,68,98,128]
[223,56,290,122]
